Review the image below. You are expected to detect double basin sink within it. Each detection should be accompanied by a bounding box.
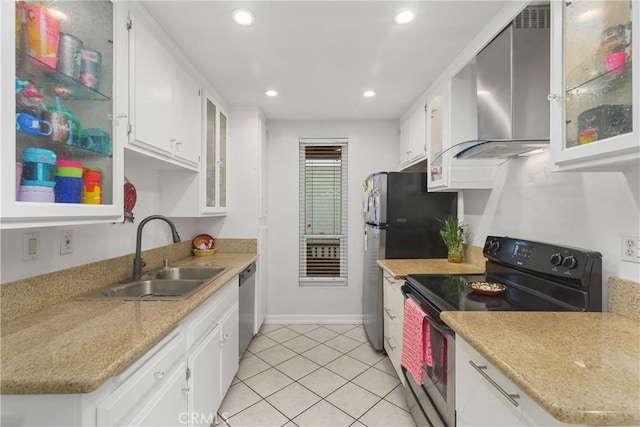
[77,267,229,301]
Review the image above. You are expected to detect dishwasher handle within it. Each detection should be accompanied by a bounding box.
[239,262,256,285]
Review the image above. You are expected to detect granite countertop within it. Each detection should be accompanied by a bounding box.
[441,311,640,426]
[377,258,485,279]
[1,253,257,395]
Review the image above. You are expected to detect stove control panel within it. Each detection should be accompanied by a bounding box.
[483,236,602,285]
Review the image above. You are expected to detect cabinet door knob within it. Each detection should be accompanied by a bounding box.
[154,371,165,379]
[182,387,190,393]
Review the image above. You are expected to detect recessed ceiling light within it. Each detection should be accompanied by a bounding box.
[232,9,255,26]
[265,90,278,97]
[393,10,414,25]
[363,90,376,97]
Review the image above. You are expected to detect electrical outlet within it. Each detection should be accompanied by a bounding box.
[621,235,640,263]
[60,230,73,255]
[23,232,39,261]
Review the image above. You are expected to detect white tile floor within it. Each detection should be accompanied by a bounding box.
[218,324,416,427]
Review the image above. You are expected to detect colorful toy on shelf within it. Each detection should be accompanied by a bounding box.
[54,160,83,203]
[21,147,56,187]
[21,3,62,69]
[16,80,47,115]
[82,168,102,204]
[41,97,82,144]
[74,128,111,155]
[16,113,52,137]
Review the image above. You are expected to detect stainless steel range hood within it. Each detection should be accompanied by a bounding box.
[455,6,551,159]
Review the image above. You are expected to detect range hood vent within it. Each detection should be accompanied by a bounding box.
[455,6,551,160]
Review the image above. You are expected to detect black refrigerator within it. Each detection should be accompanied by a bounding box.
[363,172,457,350]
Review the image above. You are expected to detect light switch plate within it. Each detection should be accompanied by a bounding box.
[23,232,39,261]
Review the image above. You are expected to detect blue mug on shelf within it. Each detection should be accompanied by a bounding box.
[16,113,53,137]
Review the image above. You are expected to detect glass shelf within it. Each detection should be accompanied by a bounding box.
[566,60,633,96]
[16,48,111,102]
[16,133,112,160]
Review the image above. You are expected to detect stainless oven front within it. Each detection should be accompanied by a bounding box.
[401,285,456,427]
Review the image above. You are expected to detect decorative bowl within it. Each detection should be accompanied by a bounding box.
[192,233,215,250]
[192,248,216,257]
[466,281,506,296]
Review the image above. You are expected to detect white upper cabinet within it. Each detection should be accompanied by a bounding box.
[1,0,125,229]
[427,66,500,192]
[550,0,638,171]
[399,105,426,167]
[156,92,228,217]
[127,4,201,170]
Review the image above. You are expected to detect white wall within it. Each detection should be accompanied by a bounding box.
[463,153,640,307]
[265,120,399,321]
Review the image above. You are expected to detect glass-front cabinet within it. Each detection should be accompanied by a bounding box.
[550,0,639,171]
[1,1,123,227]
[202,96,227,215]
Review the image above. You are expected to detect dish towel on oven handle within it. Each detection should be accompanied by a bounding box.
[400,296,433,385]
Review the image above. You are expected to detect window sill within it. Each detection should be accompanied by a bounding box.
[299,277,347,286]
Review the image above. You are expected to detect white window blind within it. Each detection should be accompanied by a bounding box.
[299,138,348,283]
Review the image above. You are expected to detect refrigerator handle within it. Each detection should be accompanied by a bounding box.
[364,227,368,252]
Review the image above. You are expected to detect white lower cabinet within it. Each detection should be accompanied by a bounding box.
[219,304,239,395]
[1,278,240,427]
[382,271,405,385]
[456,336,579,427]
[188,326,222,427]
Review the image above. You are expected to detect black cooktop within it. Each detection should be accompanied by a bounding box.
[405,273,578,313]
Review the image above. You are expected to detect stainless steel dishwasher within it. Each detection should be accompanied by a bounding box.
[238,262,256,357]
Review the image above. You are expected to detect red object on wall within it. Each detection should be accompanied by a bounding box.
[123,179,137,223]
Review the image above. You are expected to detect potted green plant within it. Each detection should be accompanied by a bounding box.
[439,216,464,263]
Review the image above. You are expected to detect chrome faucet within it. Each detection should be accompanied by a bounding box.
[132,215,181,280]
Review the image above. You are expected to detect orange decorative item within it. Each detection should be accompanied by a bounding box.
[82,168,101,204]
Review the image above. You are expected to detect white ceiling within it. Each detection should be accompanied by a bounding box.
[142,1,508,121]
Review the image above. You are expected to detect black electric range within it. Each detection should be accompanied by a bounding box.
[405,235,603,315]
[400,236,603,427]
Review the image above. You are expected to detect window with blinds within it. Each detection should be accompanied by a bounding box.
[299,138,348,284]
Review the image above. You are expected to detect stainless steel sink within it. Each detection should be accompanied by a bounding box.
[77,266,229,301]
[150,267,227,281]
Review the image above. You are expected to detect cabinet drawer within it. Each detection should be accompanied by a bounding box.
[97,329,185,426]
[382,275,404,323]
[383,316,404,383]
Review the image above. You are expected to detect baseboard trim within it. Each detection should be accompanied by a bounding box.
[264,314,363,325]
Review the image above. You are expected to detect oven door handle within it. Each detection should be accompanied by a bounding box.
[405,292,455,336]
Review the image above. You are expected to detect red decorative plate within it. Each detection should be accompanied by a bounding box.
[466,281,507,296]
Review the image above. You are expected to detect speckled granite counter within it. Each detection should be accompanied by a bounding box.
[441,311,640,426]
[1,253,257,395]
[377,258,485,279]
